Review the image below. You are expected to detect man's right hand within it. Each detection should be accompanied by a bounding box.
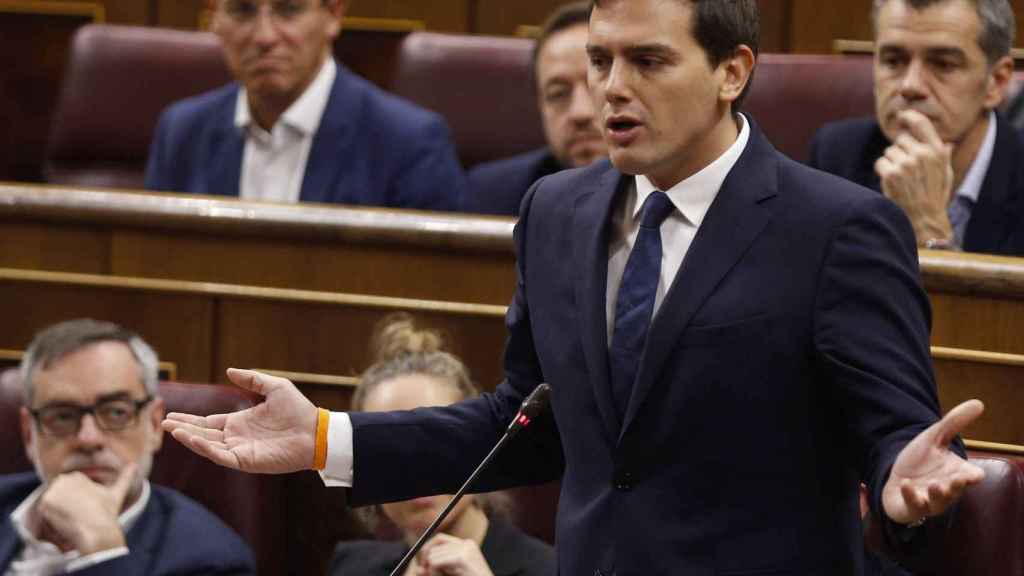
[162,368,318,474]
[36,463,135,555]
[874,109,955,246]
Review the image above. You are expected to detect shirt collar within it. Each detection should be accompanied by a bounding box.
[10,479,151,550]
[955,110,997,204]
[234,57,337,137]
[633,113,751,227]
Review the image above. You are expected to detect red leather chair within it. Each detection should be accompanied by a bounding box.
[392,32,546,168]
[45,24,231,189]
[0,368,286,574]
[744,53,875,162]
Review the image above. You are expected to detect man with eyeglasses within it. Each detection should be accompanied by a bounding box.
[145,0,467,210]
[0,319,254,575]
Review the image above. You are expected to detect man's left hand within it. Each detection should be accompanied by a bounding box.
[882,400,986,525]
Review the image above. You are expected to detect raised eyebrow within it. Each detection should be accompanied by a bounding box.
[624,44,677,60]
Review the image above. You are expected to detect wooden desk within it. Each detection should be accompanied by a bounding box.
[0,183,517,305]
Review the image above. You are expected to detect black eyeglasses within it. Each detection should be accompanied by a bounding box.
[29,397,153,437]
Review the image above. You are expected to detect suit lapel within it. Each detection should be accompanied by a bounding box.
[300,65,357,203]
[963,113,1021,253]
[0,516,19,570]
[620,123,778,436]
[573,165,627,442]
[207,88,244,198]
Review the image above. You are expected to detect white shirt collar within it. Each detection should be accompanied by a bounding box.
[954,110,997,204]
[10,479,151,553]
[634,113,751,227]
[234,57,337,137]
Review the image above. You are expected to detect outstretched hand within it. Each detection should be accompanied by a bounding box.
[162,368,318,474]
[882,399,986,525]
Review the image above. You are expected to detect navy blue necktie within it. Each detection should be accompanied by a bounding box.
[609,191,675,421]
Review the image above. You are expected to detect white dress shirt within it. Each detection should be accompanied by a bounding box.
[320,114,752,488]
[6,481,150,575]
[235,58,336,203]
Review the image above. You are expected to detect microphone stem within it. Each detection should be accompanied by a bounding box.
[388,429,515,576]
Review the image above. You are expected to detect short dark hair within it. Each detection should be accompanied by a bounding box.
[531,2,594,85]
[591,0,760,110]
[20,318,159,406]
[872,0,1015,66]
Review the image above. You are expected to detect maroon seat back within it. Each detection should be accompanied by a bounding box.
[392,32,546,168]
[0,369,285,574]
[744,53,876,162]
[936,453,1024,575]
[45,24,231,189]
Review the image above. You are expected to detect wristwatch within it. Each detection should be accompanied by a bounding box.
[924,237,957,250]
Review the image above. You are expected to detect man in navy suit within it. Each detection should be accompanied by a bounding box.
[165,2,986,575]
[809,0,1024,255]
[467,2,606,216]
[145,0,465,211]
[1,319,253,575]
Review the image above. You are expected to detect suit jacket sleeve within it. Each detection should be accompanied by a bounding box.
[813,193,964,569]
[144,108,174,192]
[389,117,468,212]
[346,180,564,507]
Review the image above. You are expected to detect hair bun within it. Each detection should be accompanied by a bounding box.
[370,312,445,363]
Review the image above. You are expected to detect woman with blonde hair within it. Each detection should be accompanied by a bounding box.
[328,313,555,576]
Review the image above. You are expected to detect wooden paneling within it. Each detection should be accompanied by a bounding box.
[474,0,562,36]
[933,348,1024,446]
[0,184,518,304]
[346,0,467,33]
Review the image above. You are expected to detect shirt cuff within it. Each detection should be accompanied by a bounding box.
[319,411,354,487]
[65,547,130,572]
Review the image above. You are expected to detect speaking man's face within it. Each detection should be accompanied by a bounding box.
[536,23,607,168]
[211,0,344,107]
[874,0,1009,146]
[587,0,738,190]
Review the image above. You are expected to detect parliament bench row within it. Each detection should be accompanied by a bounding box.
[43,24,1024,193]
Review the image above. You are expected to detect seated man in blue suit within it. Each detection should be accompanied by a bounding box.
[166,2,987,575]
[145,0,466,211]
[1,319,254,575]
[809,0,1024,255]
[466,2,606,216]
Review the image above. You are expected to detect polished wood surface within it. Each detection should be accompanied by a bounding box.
[0,183,518,304]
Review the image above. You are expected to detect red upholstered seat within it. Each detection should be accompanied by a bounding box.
[45,24,231,189]
[743,53,875,162]
[0,368,286,574]
[392,32,546,168]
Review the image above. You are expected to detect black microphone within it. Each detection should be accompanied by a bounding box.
[389,383,552,576]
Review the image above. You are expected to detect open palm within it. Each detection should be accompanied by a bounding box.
[162,368,318,474]
[882,400,986,524]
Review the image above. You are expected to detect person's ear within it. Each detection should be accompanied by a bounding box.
[147,397,166,451]
[983,54,1014,110]
[20,407,37,465]
[719,45,756,107]
[325,0,347,39]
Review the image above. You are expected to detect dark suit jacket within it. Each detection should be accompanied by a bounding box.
[345,119,951,575]
[466,148,564,216]
[807,113,1024,256]
[327,519,554,576]
[144,63,466,211]
[0,472,254,575]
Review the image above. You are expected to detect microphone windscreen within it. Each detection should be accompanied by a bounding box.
[519,383,551,419]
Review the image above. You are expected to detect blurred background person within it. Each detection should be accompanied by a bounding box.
[466,2,606,216]
[145,0,466,210]
[328,313,554,576]
[809,0,1024,255]
[0,319,254,575]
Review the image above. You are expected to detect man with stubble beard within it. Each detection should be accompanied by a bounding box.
[810,0,1024,255]
[467,2,607,216]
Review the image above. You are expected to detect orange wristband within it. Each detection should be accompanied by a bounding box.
[313,408,329,470]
